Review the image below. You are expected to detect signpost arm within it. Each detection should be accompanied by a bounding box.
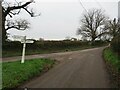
[13,35,34,63]
[21,36,26,63]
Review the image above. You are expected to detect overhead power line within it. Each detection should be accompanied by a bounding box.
[94,0,103,9]
[78,0,88,13]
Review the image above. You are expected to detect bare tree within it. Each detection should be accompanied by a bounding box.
[104,18,120,39]
[5,19,30,30]
[77,9,108,44]
[2,0,40,43]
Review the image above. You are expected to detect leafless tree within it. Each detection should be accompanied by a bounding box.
[5,19,30,31]
[77,9,108,44]
[104,18,120,39]
[2,0,40,43]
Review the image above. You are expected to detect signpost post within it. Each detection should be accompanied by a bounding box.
[21,36,26,63]
[13,35,34,63]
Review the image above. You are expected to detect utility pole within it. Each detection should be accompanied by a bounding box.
[0,1,2,90]
[0,2,1,48]
[118,1,120,22]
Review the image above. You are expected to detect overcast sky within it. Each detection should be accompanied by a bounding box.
[4,0,119,40]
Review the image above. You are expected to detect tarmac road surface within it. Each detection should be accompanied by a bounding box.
[16,47,111,88]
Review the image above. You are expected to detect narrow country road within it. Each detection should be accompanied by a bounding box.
[3,47,111,88]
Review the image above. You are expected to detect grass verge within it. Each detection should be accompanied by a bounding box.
[103,47,120,88]
[2,58,55,89]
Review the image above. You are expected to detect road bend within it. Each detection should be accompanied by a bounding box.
[16,47,111,88]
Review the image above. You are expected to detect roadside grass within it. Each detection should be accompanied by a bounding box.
[103,47,120,72]
[2,58,55,89]
[103,47,120,87]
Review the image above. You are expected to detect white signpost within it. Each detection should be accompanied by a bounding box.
[13,35,34,63]
[21,36,26,63]
[12,35,24,41]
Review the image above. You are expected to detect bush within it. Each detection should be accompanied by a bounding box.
[93,40,107,46]
[2,41,22,50]
[3,41,89,51]
[3,40,106,57]
[111,35,120,55]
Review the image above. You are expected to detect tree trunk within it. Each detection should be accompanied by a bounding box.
[91,37,95,45]
[2,18,6,44]
[2,7,7,44]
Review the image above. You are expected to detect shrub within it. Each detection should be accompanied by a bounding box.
[94,40,107,46]
[111,35,120,55]
[2,41,22,50]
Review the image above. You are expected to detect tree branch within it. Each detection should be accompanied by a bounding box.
[4,0,34,17]
[23,7,34,17]
[5,26,26,31]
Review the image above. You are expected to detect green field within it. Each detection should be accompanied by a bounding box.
[2,58,55,89]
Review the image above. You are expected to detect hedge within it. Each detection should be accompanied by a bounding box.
[111,35,120,55]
